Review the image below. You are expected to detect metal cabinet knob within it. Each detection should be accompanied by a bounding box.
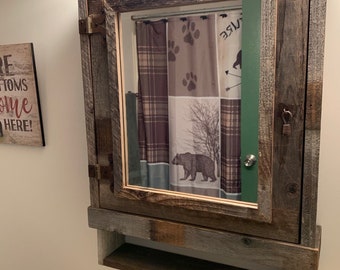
[243,154,257,167]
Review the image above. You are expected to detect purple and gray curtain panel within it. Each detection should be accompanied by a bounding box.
[135,20,169,189]
[131,10,242,199]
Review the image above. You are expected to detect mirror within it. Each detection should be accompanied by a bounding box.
[104,0,275,221]
[119,0,261,203]
[116,0,267,206]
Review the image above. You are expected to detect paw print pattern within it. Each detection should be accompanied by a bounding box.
[182,72,197,91]
[168,40,180,62]
[182,21,200,45]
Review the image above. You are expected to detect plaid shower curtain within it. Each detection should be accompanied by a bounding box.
[136,20,169,189]
[218,11,242,199]
[134,10,242,199]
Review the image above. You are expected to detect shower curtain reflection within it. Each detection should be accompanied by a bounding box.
[128,10,242,200]
[136,20,170,189]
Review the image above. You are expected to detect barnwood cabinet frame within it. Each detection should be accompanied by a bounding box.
[78,0,326,269]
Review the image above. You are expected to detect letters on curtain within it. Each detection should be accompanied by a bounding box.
[133,10,242,200]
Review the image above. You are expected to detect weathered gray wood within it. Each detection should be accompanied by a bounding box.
[106,0,226,12]
[272,0,309,210]
[104,243,245,270]
[79,2,325,269]
[99,180,299,242]
[87,0,113,169]
[97,230,125,265]
[78,0,101,207]
[301,0,327,247]
[79,0,114,203]
[89,207,321,270]
[104,2,123,196]
[79,0,125,263]
[106,0,275,224]
[257,0,276,224]
[100,0,308,243]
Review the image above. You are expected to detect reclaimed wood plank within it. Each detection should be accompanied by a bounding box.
[301,0,327,247]
[257,0,276,223]
[272,0,309,210]
[106,0,227,12]
[89,207,321,270]
[105,0,275,224]
[100,0,303,243]
[79,0,125,262]
[97,230,125,264]
[104,3,124,195]
[81,0,324,257]
[104,243,245,270]
[78,0,100,207]
[99,179,299,242]
[89,0,113,166]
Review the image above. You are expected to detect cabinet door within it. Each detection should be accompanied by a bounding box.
[80,0,321,244]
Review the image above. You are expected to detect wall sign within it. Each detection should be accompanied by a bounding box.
[0,43,45,146]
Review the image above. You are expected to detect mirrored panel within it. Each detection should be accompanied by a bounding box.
[118,0,261,203]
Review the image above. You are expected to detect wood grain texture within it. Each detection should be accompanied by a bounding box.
[105,0,226,12]
[78,0,100,207]
[104,243,245,270]
[89,0,113,166]
[79,0,125,261]
[105,0,276,224]
[97,229,125,264]
[79,0,96,165]
[88,0,115,205]
[150,220,185,247]
[79,0,324,260]
[90,207,321,270]
[257,0,276,223]
[273,0,309,211]
[99,185,300,243]
[99,0,305,243]
[301,0,326,247]
[104,3,124,196]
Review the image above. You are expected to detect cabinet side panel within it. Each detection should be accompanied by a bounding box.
[79,0,100,206]
[301,0,327,247]
[271,0,310,228]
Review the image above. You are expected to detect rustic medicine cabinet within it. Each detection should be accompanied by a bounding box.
[78,0,326,269]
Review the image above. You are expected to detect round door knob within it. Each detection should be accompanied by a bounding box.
[243,154,257,167]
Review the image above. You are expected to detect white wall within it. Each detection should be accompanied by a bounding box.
[317,0,340,269]
[0,0,338,269]
[0,0,106,269]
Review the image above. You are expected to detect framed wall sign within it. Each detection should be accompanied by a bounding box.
[0,43,44,147]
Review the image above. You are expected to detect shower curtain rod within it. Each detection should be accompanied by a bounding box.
[131,5,242,21]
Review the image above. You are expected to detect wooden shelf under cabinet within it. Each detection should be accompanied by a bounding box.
[104,243,245,270]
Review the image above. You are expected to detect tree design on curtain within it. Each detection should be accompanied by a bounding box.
[186,102,220,178]
[133,10,242,200]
